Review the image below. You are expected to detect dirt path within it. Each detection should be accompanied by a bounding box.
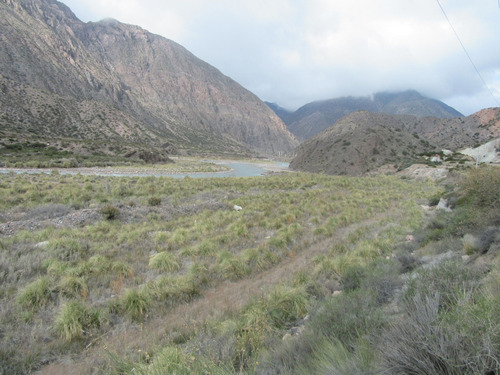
[34,212,390,375]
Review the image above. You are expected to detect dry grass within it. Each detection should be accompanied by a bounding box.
[0,171,440,374]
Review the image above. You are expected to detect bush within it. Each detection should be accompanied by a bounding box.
[309,289,384,346]
[341,265,366,292]
[149,252,180,273]
[403,260,482,311]
[122,346,233,375]
[58,275,88,299]
[18,277,52,311]
[120,288,151,321]
[48,237,90,261]
[148,196,162,206]
[379,292,500,375]
[54,301,102,341]
[396,253,421,273]
[296,337,375,375]
[266,285,308,329]
[461,167,500,208]
[100,205,119,220]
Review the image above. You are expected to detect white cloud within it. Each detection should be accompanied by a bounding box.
[61,0,500,115]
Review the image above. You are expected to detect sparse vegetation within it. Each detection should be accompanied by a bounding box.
[1,165,499,374]
[100,205,120,220]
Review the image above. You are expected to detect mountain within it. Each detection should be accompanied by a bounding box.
[0,0,298,158]
[290,108,500,176]
[264,102,293,124]
[269,90,463,141]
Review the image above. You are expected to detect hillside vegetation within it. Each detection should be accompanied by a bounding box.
[1,165,499,374]
[290,108,500,176]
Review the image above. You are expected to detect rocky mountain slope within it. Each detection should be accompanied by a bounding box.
[290,108,500,176]
[269,90,463,141]
[0,0,298,157]
[264,102,293,125]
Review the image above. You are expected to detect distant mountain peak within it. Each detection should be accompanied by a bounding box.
[268,90,463,141]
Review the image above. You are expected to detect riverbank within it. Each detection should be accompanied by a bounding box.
[0,158,290,178]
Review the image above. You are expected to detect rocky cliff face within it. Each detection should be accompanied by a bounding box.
[272,90,463,141]
[0,0,298,156]
[290,108,500,176]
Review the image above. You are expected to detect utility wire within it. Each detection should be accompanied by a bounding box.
[436,0,500,106]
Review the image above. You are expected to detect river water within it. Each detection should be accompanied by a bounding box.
[0,161,289,179]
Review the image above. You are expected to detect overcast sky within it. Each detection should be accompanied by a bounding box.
[61,0,500,115]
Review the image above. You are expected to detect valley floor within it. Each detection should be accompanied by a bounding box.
[0,157,290,179]
[0,166,499,374]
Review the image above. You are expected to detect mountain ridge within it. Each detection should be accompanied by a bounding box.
[267,90,463,141]
[290,107,500,176]
[0,0,298,157]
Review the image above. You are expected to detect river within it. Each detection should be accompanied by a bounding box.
[0,161,290,178]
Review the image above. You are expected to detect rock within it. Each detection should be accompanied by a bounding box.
[233,205,242,211]
[421,250,455,269]
[35,241,50,248]
[290,325,305,336]
[437,198,452,212]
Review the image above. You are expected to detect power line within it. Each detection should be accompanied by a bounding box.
[436,0,500,106]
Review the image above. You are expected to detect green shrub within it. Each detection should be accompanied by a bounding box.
[120,288,151,321]
[197,239,218,256]
[148,196,162,206]
[58,275,88,299]
[215,251,250,280]
[309,289,384,345]
[152,275,200,304]
[403,260,482,311]
[341,265,367,292]
[256,330,318,374]
[266,285,308,329]
[48,237,90,261]
[379,292,500,375]
[54,301,102,341]
[296,337,375,375]
[18,277,52,311]
[111,261,134,278]
[149,251,180,272]
[100,205,119,220]
[123,346,233,375]
[45,258,68,276]
[461,167,500,208]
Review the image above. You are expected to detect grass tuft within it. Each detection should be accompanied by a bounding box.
[54,301,102,341]
[149,252,180,273]
[17,277,52,311]
[120,288,152,321]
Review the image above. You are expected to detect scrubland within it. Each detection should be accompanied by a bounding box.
[0,166,499,374]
